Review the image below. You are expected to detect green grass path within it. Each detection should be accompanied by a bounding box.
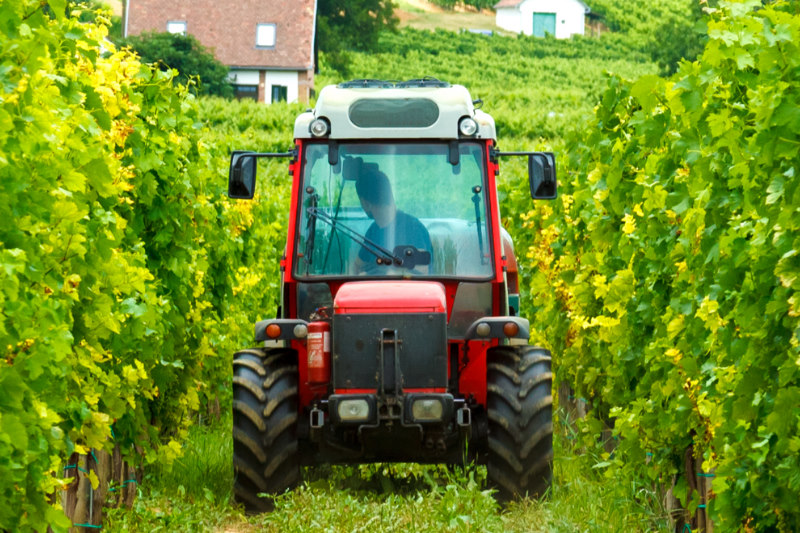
[105,418,671,532]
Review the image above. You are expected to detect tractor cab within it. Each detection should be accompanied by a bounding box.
[227,79,557,511]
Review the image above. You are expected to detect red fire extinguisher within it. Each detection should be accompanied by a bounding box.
[306,321,331,385]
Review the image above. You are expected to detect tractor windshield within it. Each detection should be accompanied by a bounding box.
[294,142,494,280]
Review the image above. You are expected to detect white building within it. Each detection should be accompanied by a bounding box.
[494,0,590,39]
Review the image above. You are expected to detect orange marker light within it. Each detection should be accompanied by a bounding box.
[266,324,281,339]
[503,322,519,337]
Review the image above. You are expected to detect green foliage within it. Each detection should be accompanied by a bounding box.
[316,0,398,73]
[116,32,233,98]
[74,1,123,40]
[0,3,152,528]
[508,0,800,529]
[589,0,711,74]
[318,0,398,51]
[0,2,284,529]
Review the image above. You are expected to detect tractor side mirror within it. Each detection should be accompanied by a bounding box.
[228,151,257,199]
[528,152,557,200]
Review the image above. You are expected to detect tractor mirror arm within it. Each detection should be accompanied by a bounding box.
[228,149,297,199]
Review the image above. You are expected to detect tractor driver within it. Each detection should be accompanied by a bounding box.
[353,167,432,275]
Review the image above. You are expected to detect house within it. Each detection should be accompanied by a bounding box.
[123,0,317,103]
[494,0,590,39]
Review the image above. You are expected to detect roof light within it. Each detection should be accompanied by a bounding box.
[459,117,478,137]
[309,118,330,137]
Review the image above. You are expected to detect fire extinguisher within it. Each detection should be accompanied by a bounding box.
[306,321,331,385]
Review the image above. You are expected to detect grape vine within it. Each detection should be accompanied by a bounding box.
[514,1,800,529]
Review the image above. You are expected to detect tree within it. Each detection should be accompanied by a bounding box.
[316,0,398,74]
[117,32,233,98]
[587,0,713,75]
[645,1,710,75]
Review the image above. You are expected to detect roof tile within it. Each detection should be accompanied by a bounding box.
[126,0,316,69]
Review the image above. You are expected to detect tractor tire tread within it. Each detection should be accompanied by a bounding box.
[233,427,267,464]
[232,347,300,513]
[233,357,268,376]
[233,376,267,402]
[264,385,299,418]
[486,345,553,502]
[262,365,299,390]
[232,400,267,433]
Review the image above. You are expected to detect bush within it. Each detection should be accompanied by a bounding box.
[117,32,233,98]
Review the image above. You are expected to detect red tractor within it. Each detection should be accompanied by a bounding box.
[227,79,557,511]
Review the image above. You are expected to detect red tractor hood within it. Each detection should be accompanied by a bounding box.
[334,281,447,314]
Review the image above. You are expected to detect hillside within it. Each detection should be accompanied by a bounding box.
[395,0,502,33]
[316,27,655,143]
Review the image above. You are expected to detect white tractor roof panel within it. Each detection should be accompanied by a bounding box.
[294,82,497,141]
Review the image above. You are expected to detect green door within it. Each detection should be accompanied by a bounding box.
[532,12,556,37]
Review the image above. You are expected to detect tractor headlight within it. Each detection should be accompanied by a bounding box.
[293,323,308,338]
[475,322,491,337]
[309,118,330,137]
[405,394,454,424]
[412,398,444,421]
[337,398,370,421]
[458,117,478,137]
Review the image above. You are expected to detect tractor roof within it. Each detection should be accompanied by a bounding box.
[294,79,497,141]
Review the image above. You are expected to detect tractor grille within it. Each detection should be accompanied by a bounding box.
[332,313,447,391]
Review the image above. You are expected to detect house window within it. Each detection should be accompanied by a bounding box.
[271,85,288,103]
[234,85,259,101]
[166,20,187,35]
[256,23,277,48]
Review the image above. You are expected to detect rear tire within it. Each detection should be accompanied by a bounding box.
[232,348,300,512]
[486,345,553,501]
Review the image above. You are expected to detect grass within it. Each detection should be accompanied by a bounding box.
[104,413,672,532]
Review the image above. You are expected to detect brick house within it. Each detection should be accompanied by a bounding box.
[123,0,317,103]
